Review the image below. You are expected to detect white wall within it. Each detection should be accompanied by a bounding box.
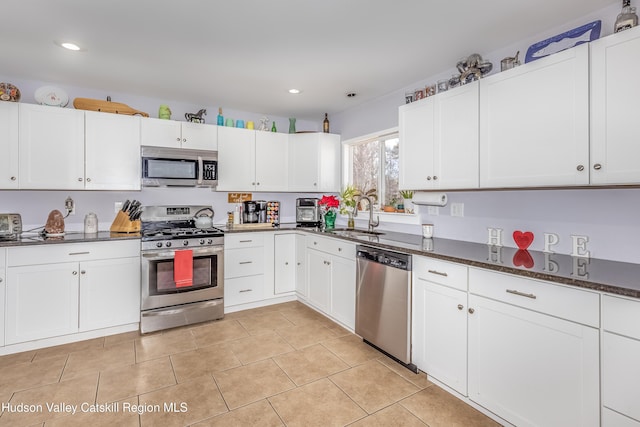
[332,2,640,263]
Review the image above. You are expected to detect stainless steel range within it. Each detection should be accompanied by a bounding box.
[140,205,224,333]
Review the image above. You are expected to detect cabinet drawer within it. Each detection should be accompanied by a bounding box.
[224,275,264,306]
[7,240,140,266]
[306,235,355,259]
[603,295,640,339]
[469,268,599,327]
[414,256,467,291]
[225,233,265,249]
[224,247,264,278]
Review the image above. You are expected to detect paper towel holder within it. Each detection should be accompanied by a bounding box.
[411,192,448,207]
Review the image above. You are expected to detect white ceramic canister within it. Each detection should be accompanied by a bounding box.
[84,212,98,234]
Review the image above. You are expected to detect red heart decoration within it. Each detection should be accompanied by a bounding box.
[513,249,534,269]
[513,231,534,250]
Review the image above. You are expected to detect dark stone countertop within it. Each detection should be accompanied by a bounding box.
[225,223,640,299]
[0,231,140,247]
[3,224,639,299]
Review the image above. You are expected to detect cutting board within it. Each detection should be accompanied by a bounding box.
[73,97,149,117]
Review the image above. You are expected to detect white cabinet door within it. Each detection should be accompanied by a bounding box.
[306,248,330,313]
[413,280,468,395]
[329,255,356,330]
[295,234,307,297]
[479,44,590,188]
[435,81,479,189]
[79,257,140,332]
[217,126,256,191]
[590,26,640,185]
[289,133,341,192]
[85,111,141,190]
[181,122,218,150]
[468,294,599,427]
[6,262,79,344]
[603,332,640,423]
[399,98,435,190]
[255,131,288,191]
[274,234,296,294]
[0,248,6,346]
[0,102,19,189]
[19,104,85,189]
[140,117,182,148]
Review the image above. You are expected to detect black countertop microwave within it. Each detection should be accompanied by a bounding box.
[141,146,218,188]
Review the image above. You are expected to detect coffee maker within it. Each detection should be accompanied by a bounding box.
[296,198,321,227]
[243,201,258,223]
[256,200,267,223]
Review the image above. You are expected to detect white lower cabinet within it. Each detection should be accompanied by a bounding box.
[274,233,296,294]
[5,241,140,345]
[295,234,306,297]
[305,235,356,330]
[467,268,600,427]
[602,295,640,425]
[0,248,5,346]
[412,256,468,396]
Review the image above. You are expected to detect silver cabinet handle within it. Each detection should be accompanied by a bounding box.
[426,176,432,181]
[239,261,253,265]
[251,182,256,185]
[78,177,83,182]
[577,165,584,171]
[80,270,86,274]
[285,262,289,265]
[256,182,260,185]
[433,176,438,180]
[468,308,475,314]
[69,251,90,255]
[297,262,301,266]
[313,241,318,245]
[593,163,602,170]
[0,278,3,283]
[506,289,537,299]
[10,176,16,181]
[183,138,187,142]
[338,247,342,252]
[457,304,463,310]
[86,178,91,182]
[239,240,252,243]
[313,182,317,186]
[176,137,181,142]
[239,289,253,293]
[428,269,448,277]
[72,271,78,275]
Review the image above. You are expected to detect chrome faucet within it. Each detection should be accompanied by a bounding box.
[353,196,379,232]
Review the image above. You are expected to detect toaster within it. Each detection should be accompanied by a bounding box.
[295,198,321,227]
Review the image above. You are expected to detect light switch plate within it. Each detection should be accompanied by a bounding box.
[427,206,440,215]
[451,203,464,217]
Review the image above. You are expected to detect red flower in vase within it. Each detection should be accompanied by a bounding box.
[319,195,340,211]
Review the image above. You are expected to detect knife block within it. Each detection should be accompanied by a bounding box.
[110,211,141,233]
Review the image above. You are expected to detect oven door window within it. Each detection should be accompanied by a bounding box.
[149,254,218,294]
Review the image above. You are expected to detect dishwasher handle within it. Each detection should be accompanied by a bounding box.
[356,245,411,271]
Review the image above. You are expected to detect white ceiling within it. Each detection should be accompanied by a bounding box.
[0,0,616,121]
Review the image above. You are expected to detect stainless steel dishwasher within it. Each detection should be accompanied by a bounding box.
[355,245,416,372]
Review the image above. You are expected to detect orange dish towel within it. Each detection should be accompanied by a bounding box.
[174,249,193,288]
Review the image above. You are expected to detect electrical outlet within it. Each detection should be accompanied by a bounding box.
[65,196,75,215]
[115,201,123,214]
[427,206,440,216]
[451,202,464,217]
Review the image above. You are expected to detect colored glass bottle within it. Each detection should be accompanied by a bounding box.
[615,0,638,32]
[323,113,330,133]
[217,107,224,126]
[271,121,277,132]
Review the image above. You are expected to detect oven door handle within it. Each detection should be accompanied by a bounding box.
[142,246,223,261]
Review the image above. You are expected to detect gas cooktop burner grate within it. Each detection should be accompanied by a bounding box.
[141,225,225,240]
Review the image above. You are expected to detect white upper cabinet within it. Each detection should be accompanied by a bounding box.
[19,104,85,190]
[590,26,640,185]
[85,111,141,190]
[479,44,590,188]
[400,81,479,190]
[141,117,217,150]
[288,133,340,192]
[0,102,19,189]
[217,127,288,191]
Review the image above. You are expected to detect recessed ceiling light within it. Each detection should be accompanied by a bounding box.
[288,89,301,94]
[55,41,83,51]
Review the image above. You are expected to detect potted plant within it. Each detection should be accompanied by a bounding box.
[400,190,414,214]
[339,185,360,229]
[318,195,340,230]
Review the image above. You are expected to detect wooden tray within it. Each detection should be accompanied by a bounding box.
[73,97,149,117]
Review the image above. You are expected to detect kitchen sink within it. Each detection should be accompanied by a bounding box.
[327,228,385,237]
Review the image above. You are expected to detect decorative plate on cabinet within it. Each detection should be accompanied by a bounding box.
[35,86,69,107]
[0,82,20,102]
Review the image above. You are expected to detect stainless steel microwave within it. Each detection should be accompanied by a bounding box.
[141,146,218,188]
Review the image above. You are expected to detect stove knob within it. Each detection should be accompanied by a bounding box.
[199,239,205,245]
[183,240,189,246]
[207,239,213,244]
[156,242,163,248]
[165,241,172,248]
